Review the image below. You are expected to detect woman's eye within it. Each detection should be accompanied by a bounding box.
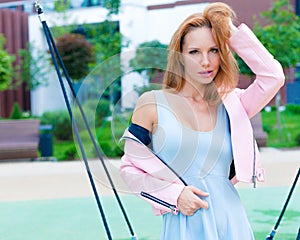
[189,50,198,55]
[210,48,219,53]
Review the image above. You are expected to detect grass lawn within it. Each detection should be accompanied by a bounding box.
[51,113,129,161]
[261,106,300,148]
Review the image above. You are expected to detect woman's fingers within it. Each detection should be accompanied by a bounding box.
[228,19,238,36]
[190,185,209,197]
[189,186,209,210]
[177,186,209,216]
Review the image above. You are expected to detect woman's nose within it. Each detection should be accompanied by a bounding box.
[200,53,210,67]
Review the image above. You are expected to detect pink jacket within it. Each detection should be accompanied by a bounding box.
[119,24,285,216]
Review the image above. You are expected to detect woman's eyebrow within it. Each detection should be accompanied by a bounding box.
[186,45,218,50]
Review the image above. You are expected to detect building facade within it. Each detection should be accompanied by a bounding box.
[0,0,299,117]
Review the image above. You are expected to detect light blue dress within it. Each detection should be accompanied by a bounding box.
[152,90,254,240]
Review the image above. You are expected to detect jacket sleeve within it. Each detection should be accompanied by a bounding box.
[229,24,285,119]
[119,139,185,216]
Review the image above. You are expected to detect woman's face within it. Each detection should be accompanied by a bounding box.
[181,27,220,86]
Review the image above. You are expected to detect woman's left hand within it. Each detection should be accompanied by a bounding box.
[177,186,209,216]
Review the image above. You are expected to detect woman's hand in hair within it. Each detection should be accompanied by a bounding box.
[229,19,238,37]
[177,186,209,216]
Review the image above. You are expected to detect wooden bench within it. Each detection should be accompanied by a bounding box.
[250,112,268,148]
[0,119,40,160]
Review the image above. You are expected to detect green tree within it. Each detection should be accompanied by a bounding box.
[255,0,300,69]
[236,0,300,141]
[237,0,300,75]
[18,43,50,90]
[84,20,124,104]
[55,33,96,82]
[103,0,121,15]
[0,35,15,91]
[50,0,123,88]
[129,40,168,81]
[54,0,71,12]
[86,21,121,65]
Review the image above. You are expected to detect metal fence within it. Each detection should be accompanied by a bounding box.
[0,8,30,118]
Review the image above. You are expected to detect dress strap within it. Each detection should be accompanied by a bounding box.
[152,90,169,108]
[152,90,174,120]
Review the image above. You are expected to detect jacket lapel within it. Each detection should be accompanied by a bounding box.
[223,92,255,182]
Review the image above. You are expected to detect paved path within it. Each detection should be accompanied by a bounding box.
[0,148,299,202]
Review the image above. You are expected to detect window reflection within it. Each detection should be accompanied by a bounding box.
[72,0,103,7]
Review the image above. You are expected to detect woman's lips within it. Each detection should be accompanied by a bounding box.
[198,70,213,77]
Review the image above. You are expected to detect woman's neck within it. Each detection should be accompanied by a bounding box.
[178,81,206,102]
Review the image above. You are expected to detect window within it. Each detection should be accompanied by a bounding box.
[296,63,300,82]
[74,0,103,7]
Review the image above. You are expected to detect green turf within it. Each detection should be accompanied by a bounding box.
[239,187,300,240]
[0,187,298,240]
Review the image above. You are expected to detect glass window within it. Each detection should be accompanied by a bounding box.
[296,63,300,82]
[71,0,84,8]
[81,0,103,7]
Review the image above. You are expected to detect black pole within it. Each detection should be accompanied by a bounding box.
[35,2,112,239]
[41,8,137,240]
[35,1,137,239]
[44,22,136,239]
[266,168,300,240]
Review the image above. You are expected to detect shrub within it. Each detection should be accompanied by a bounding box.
[262,124,271,134]
[62,144,80,160]
[73,98,111,130]
[40,110,73,140]
[83,98,111,127]
[295,133,300,146]
[97,141,123,158]
[9,102,23,119]
[96,120,124,158]
[286,104,300,115]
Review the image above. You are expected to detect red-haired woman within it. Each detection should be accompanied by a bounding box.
[120,2,284,239]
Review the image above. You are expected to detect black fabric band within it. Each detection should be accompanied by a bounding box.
[128,123,152,146]
[229,160,236,180]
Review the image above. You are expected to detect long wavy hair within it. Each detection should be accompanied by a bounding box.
[163,2,239,104]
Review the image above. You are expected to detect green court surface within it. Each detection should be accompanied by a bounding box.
[0,187,299,240]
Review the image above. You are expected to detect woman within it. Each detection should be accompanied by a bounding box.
[120,2,284,239]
